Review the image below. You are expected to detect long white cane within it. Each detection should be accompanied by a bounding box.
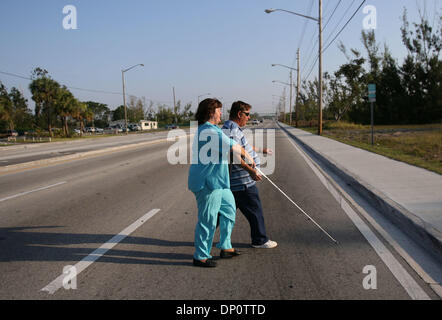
[256,167,339,245]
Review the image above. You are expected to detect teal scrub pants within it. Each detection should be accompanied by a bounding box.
[193,188,236,260]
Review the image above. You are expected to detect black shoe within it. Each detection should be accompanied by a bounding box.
[193,258,217,268]
[220,249,241,259]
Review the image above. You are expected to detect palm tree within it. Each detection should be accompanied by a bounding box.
[82,105,94,130]
[56,86,76,137]
[29,71,60,137]
[71,100,86,135]
[0,82,14,130]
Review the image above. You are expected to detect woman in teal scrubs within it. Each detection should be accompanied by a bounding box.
[189,98,255,267]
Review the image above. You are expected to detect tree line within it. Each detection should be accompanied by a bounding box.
[292,9,441,125]
[0,68,195,137]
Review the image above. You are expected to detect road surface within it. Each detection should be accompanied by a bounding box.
[0,121,438,300]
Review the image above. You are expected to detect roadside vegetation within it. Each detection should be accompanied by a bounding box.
[299,121,442,175]
[278,9,441,175]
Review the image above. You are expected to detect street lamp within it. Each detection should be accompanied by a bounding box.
[122,63,144,134]
[266,2,323,135]
[272,94,285,121]
[272,64,299,126]
[272,80,293,122]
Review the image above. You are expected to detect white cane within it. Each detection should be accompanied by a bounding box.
[256,167,339,245]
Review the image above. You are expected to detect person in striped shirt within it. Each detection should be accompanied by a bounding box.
[222,101,277,249]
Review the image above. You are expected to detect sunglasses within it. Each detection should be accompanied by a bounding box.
[242,112,250,117]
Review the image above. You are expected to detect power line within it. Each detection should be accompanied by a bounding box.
[322,0,342,31]
[0,70,178,107]
[302,0,366,82]
[293,0,315,69]
[322,0,366,53]
[323,0,357,47]
[300,0,341,76]
[0,70,122,95]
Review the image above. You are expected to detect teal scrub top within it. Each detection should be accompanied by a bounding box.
[188,122,237,193]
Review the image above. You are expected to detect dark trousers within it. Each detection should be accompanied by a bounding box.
[232,185,269,246]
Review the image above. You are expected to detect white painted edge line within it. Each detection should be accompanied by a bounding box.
[41,208,161,294]
[282,129,430,300]
[0,181,67,203]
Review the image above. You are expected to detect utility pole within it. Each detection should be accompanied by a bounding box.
[318,0,323,135]
[122,71,128,135]
[173,86,177,124]
[121,63,143,135]
[265,4,322,134]
[296,49,300,128]
[289,70,293,126]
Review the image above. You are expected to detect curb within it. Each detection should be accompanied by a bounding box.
[278,122,442,265]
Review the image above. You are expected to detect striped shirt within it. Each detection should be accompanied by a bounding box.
[222,120,260,192]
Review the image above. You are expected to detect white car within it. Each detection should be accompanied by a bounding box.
[251,119,259,125]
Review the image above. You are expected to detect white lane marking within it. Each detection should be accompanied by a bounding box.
[282,128,430,300]
[41,208,161,294]
[0,181,67,203]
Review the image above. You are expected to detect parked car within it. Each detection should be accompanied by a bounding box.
[85,127,95,133]
[111,126,123,133]
[165,124,179,130]
[128,124,141,131]
[251,119,259,125]
[95,127,104,133]
[104,127,117,134]
[74,128,82,134]
[0,130,18,138]
[7,130,18,136]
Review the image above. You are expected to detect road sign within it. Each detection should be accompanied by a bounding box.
[368,84,376,145]
[368,84,376,102]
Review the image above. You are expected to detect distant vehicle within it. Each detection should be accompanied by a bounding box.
[85,127,95,133]
[129,124,141,131]
[104,127,117,134]
[74,128,82,134]
[165,124,179,130]
[251,119,259,125]
[95,127,104,133]
[7,130,18,136]
[0,130,18,138]
[111,126,123,133]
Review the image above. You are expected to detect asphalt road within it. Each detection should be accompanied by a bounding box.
[0,121,437,299]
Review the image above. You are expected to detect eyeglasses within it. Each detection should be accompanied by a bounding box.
[242,112,250,117]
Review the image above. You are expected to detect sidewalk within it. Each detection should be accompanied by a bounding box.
[278,122,442,263]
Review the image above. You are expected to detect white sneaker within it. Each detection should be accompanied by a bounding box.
[252,240,278,249]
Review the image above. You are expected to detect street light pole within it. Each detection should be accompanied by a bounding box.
[271,64,298,126]
[173,86,177,124]
[296,49,300,128]
[272,80,293,122]
[122,71,128,134]
[318,0,323,135]
[266,3,323,135]
[290,70,294,125]
[121,63,144,135]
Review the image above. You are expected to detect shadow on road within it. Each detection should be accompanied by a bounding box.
[0,226,197,267]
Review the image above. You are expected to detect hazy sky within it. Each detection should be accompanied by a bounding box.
[0,0,440,114]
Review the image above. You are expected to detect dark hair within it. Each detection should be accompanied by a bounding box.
[229,101,251,120]
[195,98,222,125]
